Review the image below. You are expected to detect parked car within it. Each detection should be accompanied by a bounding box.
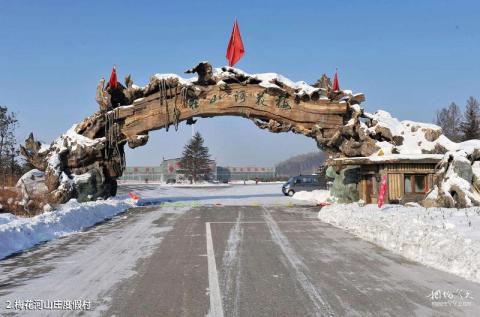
[282,174,324,196]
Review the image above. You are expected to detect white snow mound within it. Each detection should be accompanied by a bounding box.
[319,203,480,283]
[293,190,330,203]
[0,197,136,260]
[366,110,480,155]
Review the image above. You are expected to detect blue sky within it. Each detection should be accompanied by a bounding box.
[1,0,479,166]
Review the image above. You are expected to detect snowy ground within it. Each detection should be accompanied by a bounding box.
[118,180,229,186]
[294,189,480,284]
[0,204,189,316]
[1,184,480,316]
[126,183,305,207]
[319,203,480,283]
[228,180,284,185]
[0,184,311,260]
[4,183,480,286]
[118,180,284,186]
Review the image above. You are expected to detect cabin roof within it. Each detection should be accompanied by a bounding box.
[326,154,443,166]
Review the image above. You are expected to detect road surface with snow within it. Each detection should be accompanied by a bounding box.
[1,184,479,316]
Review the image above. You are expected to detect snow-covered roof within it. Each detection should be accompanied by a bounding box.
[328,154,444,166]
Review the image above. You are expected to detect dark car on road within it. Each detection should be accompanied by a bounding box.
[282,174,325,196]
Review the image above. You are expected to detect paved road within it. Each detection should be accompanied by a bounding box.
[1,184,479,316]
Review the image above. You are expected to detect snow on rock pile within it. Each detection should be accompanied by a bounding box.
[361,109,480,158]
[362,110,456,156]
[319,203,480,283]
[152,73,197,86]
[0,197,136,260]
[26,124,109,204]
[16,169,49,199]
[213,66,357,101]
[137,66,335,101]
[46,124,104,177]
[425,146,480,208]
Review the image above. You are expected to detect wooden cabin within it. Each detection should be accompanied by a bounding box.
[326,155,443,204]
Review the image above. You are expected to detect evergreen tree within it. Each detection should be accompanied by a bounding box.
[179,132,213,183]
[460,97,480,141]
[435,102,462,142]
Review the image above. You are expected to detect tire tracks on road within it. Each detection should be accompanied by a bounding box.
[262,206,335,317]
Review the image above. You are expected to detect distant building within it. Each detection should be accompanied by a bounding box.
[120,158,275,183]
[216,166,275,182]
[121,166,162,182]
[160,158,182,183]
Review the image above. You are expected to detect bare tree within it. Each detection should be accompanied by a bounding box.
[0,106,19,187]
[435,102,463,142]
[460,97,480,141]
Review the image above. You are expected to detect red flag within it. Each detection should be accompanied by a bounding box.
[226,19,245,67]
[332,69,340,91]
[109,65,118,89]
[377,176,388,208]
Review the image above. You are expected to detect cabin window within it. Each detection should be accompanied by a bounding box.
[404,174,427,193]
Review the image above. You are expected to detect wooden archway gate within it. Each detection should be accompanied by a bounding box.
[21,62,366,205]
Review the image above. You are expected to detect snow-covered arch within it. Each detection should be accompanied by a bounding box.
[20,62,367,204]
[20,61,479,208]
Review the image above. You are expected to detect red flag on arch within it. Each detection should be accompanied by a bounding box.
[332,69,340,91]
[226,19,245,67]
[109,65,118,89]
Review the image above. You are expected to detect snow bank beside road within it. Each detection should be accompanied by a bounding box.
[293,190,330,204]
[0,197,136,260]
[319,204,480,283]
